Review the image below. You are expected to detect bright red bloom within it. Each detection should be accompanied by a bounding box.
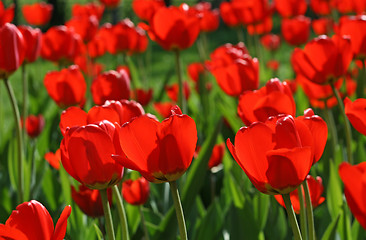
[132,88,153,106]
[122,177,150,205]
[72,3,104,21]
[132,0,165,22]
[266,60,280,71]
[74,55,104,78]
[344,97,366,136]
[25,114,45,138]
[61,120,124,189]
[274,0,307,18]
[187,2,220,32]
[59,100,145,135]
[274,175,325,214]
[166,82,190,102]
[281,15,311,46]
[230,0,271,25]
[310,0,331,15]
[247,15,273,35]
[208,43,259,96]
[260,34,281,51]
[227,112,327,194]
[337,15,366,59]
[332,0,366,14]
[339,162,366,230]
[71,185,112,218]
[237,78,296,126]
[0,200,71,240]
[187,62,205,83]
[41,26,85,64]
[312,18,334,35]
[99,0,121,8]
[153,102,176,119]
[66,16,99,43]
[114,106,197,183]
[44,149,61,170]
[208,143,225,169]
[22,2,53,26]
[17,25,42,63]
[219,1,241,27]
[0,2,14,26]
[91,70,130,105]
[0,23,25,79]
[291,35,353,85]
[44,65,86,108]
[147,6,200,50]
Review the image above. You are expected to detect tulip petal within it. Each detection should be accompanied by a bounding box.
[53,205,71,240]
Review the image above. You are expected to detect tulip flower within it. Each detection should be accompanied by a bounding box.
[72,3,105,21]
[91,70,130,105]
[237,78,296,126]
[132,0,165,22]
[229,0,271,25]
[219,1,241,27]
[344,97,366,136]
[74,55,104,77]
[0,200,71,240]
[17,26,42,64]
[0,23,26,79]
[22,2,53,26]
[122,177,150,205]
[274,175,325,214]
[60,120,124,189]
[310,0,331,15]
[153,102,176,119]
[66,15,99,43]
[260,34,281,51]
[132,88,153,106]
[312,17,333,35]
[187,62,205,83]
[281,15,311,46]
[291,35,353,85]
[187,2,220,32]
[339,162,366,229]
[25,114,45,138]
[266,60,280,71]
[0,2,14,26]
[227,113,327,194]
[71,185,112,218]
[113,106,197,183]
[208,143,225,170]
[247,15,273,36]
[274,0,307,18]
[44,149,61,170]
[166,82,190,102]
[99,0,121,8]
[44,65,86,108]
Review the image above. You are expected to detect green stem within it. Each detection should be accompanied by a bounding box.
[298,186,308,240]
[323,103,338,158]
[330,82,353,164]
[21,63,27,139]
[30,139,37,195]
[4,77,24,203]
[236,27,245,43]
[303,181,316,240]
[169,181,187,240]
[139,205,150,240]
[112,185,129,240]
[283,194,303,240]
[100,188,116,240]
[356,60,365,98]
[174,49,186,114]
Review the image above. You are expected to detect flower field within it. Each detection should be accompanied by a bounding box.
[0,0,366,239]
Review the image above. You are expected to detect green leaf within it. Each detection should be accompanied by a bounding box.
[94,223,104,240]
[253,193,270,230]
[225,174,245,209]
[7,139,17,191]
[326,160,342,218]
[321,212,340,240]
[59,165,72,204]
[125,204,140,235]
[41,168,57,211]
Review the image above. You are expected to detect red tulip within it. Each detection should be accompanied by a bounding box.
[147,6,200,50]
[312,17,334,35]
[339,162,366,229]
[74,55,104,77]
[17,25,42,63]
[291,35,353,85]
[0,200,71,240]
[153,102,176,119]
[99,0,121,8]
[122,177,150,205]
[187,2,220,32]
[44,149,61,170]
[22,2,53,26]
[344,97,366,136]
[230,0,271,25]
[274,175,325,214]
[59,100,145,135]
[71,185,112,218]
[61,120,124,189]
[247,15,273,35]
[331,0,366,14]
[310,0,331,15]
[281,15,311,46]
[72,3,105,21]
[237,78,296,126]
[266,60,280,71]
[219,1,241,27]
[25,114,45,138]
[131,88,153,106]
[113,106,197,183]
[187,62,205,83]
[337,15,366,59]
[208,143,225,169]
[0,23,26,79]
[260,34,281,51]
[91,70,130,105]
[274,0,307,18]
[66,16,99,43]
[44,65,86,108]
[132,0,165,22]
[41,26,85,64]
[227,113,326,194]
[166,82,191,102]
[0,2,14,26]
